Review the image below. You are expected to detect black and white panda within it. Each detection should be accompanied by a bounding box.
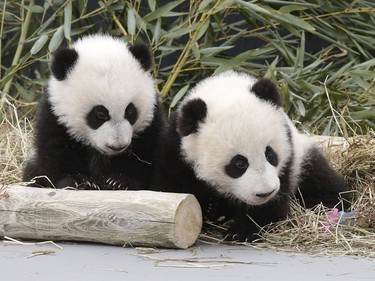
[154,70,350,242]
[23,34,166,190]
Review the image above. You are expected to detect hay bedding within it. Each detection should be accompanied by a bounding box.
[1,103,374,257]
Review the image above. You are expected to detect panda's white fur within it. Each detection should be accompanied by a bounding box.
[23,34,166,190]
[48,35,156,155]
[179,71,295,205]
[154,70,350,242]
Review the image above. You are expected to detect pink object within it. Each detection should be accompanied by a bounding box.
[320,208,357,232]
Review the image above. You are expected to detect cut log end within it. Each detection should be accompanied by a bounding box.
[173,194,202,249]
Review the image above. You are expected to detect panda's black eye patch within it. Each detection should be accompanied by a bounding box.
[265,146,278,167]
[87,105,110,129]
[225,154,249,179]
[125,103,138,125]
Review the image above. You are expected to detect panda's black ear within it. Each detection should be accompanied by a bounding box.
[251,78,281,107]
[129,44,153,71]
[177,98,207,137]
[51,48,79,81]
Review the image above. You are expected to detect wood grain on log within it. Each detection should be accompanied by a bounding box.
[0,186,202,249]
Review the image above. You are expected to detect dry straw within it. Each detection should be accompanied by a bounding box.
[2,98,374,256]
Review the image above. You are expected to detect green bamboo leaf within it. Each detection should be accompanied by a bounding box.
[127,8,136,35]
[236,0,272,16]
[25,4,44,13]
[295,100,306,116]
[143,0,184,22]
[275,13,315,31]
[30,34,49,55]
[170,84,190,110]
[214,47,274,73]
[38,14,56,34]
[350,110,375,120]
[199,46,234,56]
[163,23,194,39]
[279,5,308,13]
[148,0,156,11]
[15,82,35,102]
[198,0,212,11]
[295,31,305,70]
[64,1,72,41]
[196,20,210,41]
[152,18,161,44]
[48,26,64,52]
[326,60,354,85]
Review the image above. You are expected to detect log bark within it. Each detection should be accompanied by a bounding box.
[0,186,202,249]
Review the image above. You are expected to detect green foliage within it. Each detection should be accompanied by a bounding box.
[1,0,374,135]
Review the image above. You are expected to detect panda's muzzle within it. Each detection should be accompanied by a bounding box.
[255,189,276,199]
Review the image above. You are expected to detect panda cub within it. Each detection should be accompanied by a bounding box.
[23,34,166,190]
[154,70,350,242]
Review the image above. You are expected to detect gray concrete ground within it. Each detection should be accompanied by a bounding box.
[1,241,374,280]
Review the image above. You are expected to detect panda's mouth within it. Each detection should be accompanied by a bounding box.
[99,144,129,156]
[243,189,278,206]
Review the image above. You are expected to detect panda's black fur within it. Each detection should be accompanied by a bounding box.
[153,71,350,242]
[23,35,166,190]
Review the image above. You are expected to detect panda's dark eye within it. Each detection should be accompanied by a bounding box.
[87,105,110,129]
[225,154,248,179]
[125,103,138,125]
[95,107,109,121]
[265,146,278,167]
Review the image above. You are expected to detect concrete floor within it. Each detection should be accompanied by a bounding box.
[1,241,374,280]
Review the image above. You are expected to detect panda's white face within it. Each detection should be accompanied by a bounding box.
[179,71,292,205]
[48,35,156,155]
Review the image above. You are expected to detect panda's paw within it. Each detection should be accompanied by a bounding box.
[58,175,100,190]
[76,179,100,190]
[224,225,260,243]
[104,177,128,190]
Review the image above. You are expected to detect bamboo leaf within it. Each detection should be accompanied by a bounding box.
[64,1,72,41]
[30,34,49,55]
[143,0,184,22]
[127,8,136,35]
[214,47,274,73]
[48,26,64,52]
[148,0,156,11]
[275,12,315,31]
[350,110,375,120]
[236,0,272,16]
[25,4,44,13]
[169,84,190,110]
[152,18,161,44]
[279,5,308,13]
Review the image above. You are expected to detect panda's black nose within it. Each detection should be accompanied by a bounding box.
[107,144,127,152]
[256,190,275,198]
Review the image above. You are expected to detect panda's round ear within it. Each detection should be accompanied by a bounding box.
[177,98,207,137]
[251,78,282,107]
[51,48,79,81]
[129,44,153,71]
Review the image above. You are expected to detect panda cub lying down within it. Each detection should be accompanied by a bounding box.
[154,70,351,242]
[23,35,166,190]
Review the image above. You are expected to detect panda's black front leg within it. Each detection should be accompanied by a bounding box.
[224,196,290,242]
[296,146,351,210]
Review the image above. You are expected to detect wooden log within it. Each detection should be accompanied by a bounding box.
[0,185,202,249]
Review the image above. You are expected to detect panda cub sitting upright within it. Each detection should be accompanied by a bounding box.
[23,34,166,190]
[154,70,350,242]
